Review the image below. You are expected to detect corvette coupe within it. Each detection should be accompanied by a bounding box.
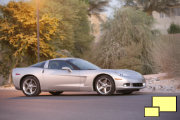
[12,58,146,96]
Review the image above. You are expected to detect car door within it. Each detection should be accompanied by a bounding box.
[43,60,81,91]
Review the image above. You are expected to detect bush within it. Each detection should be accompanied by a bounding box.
[85,7,156,74]
[152,34,180,77]
[168,23,180,34]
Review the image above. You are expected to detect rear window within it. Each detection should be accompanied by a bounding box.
[31,61,46,68]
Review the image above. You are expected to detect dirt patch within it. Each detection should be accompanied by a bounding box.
[177,84,180,89]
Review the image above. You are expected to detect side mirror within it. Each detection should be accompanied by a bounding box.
[62,67,72,72]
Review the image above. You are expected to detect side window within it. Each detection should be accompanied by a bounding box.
[31,61,45,68]
[48,60,73,70]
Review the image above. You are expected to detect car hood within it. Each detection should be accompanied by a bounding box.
[100,69,143,78]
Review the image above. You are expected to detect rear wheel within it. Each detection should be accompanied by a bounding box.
[49,91,63,96]
[21,76,41,96]
[95,75,115,95]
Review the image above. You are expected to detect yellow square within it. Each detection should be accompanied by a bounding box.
[153,96,176,112]
[144,107,159,117]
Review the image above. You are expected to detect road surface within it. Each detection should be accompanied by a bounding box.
[0,90,179,120]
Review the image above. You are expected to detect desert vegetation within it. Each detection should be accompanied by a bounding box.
[85,0,180,77]
[85,7,156,74]
[152,34,180,77]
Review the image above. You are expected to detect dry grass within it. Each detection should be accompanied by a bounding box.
[153,34,180,77]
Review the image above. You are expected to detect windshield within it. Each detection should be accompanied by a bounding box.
[68,59,100,70]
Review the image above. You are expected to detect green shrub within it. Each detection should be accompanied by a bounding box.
[168,23,180,34]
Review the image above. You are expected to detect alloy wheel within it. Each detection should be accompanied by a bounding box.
[23,78,37,95]
[96,77,112,95]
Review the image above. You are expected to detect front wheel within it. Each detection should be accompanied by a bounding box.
[21,76,41,96]
[95,75,115,95]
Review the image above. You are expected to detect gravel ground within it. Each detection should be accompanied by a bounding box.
[141,73,180,93]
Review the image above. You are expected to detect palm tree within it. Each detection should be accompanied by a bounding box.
[124,0,180,15]
[87,0,110,23]
[88,0,110,16]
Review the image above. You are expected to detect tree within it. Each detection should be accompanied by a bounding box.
[168,23,180,34]
[40,0,94,57]
[0,1,61,84]
[80,0,109,22]
[88,7,156,74]
[88,0,110,15]
[123,0,180,15]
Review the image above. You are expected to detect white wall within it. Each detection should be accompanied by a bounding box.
[153,9,180,34]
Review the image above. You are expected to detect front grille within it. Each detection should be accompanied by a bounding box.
[133,83,143,87]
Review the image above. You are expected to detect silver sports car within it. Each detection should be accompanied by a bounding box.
[12,58,146,96]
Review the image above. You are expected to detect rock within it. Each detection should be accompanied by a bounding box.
[156,78,160,81]
[157,85,163,89]
[148,86,152,89]
[148,81,152,84]
[177,84,180,89]
[151,77,158,81]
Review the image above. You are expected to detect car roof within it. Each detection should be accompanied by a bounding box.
[49,57,80,61]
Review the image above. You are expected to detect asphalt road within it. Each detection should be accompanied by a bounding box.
[0,90,179,120]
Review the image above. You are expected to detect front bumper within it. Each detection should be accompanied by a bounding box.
[114,77,146,90]
[116,83,146,90]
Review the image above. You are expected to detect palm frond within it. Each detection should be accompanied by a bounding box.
[88,0,110,15]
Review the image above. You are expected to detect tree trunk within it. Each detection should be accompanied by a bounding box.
[7,60,18,84]
[7,69,12,84]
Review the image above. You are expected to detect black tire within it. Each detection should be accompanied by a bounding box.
[49,91,63,96]
[95,75,115,96]
[21,76,41,97]
[120,90,133,95]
